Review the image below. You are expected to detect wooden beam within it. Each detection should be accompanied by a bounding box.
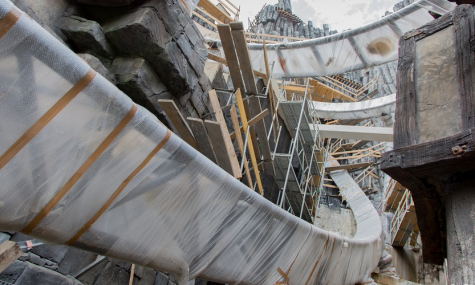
[129,264,135,285]
[157,100,198,149]
[193,11,217,29]
[263,40,278,135]
[207,90,241,178]
[229,108,269,139]
[325,162,373,172]
[187,117,218,163]
[198,0,233,23]
[230,22,258,95]
[230,105,253,187]
[207,53,267,80]
[204,120,240,177]
[196,6,225,24]
[0,240,22,273]
[216,24,245,92]
[217,0,237,16]
[235,89,263,194]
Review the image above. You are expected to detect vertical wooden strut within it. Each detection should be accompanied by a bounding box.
[230,105,253,187]
[235,89,263,195]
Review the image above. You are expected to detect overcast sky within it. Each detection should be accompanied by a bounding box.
[234,0,400,32]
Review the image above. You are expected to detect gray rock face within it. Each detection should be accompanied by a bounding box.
[59,16,115,59]
[104,7,199,97]
[15,261,78,285]
[58,247,97,275]
[111,57,169,103]
[78,53,116,84]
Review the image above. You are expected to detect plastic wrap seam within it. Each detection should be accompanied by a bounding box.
[66,129,173,245]
[21,103,138,234]
[0,69,97,171]
[0,5,21,38]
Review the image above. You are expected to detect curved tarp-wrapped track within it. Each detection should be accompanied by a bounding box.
[214,0,456,79]
[0,1,381,284]
[313,94,396,120]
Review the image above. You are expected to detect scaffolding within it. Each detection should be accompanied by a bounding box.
[272,79,326,223]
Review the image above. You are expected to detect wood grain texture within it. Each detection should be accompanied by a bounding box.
[157,100,198,149]
[230,22,258,95]
[217,24,245,92]
[230,105,253,187]
[453,5,475,130]
[235,89,263,194]
[0,240,22,273]
[394,35,417,148]
[187,117,218,163]
[381,128,475,264]
[207,90,241,177]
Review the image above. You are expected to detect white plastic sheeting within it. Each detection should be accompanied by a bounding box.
[245,0,455,78]
[313,94,396,120]
[0,1,382,284]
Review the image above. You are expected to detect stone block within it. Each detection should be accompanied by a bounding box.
[30,243,70,264]
[137,267,157,285]
[176,33,206,75]
[154,272,169,285]
[58,247,97,276]
[110,57,168,105]
[94,262,129,285]
[0,260,27,283]
[76,258,108,285]
[59,16,115,59]
[78,53,116,84]
[15,261,77,285]
[27,253,46,267]
[104,8,191,96]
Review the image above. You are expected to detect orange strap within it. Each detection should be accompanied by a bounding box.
[274,226,312,285]
[0,69,97,171]
[22,104,137,233]
[304,235,331,285]
[66,129,172,245]
[178,0,190,13]
[0,6,22,39]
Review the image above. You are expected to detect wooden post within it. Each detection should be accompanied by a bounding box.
[229,105,253,187]
[235,89,263,194]
[0,240,22,273]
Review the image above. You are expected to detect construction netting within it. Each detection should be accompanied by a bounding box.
[243,0,456,78]
[0,1,382,284]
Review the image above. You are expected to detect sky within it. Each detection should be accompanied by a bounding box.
[232,0,401,32]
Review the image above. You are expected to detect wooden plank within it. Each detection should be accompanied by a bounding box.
[230,22,258,95]
[235,89,263,194]
[217,0,237,16]
[204,120,239,177]
[157,100,198,149]
[249,97,274,176]
[453,6,475,130]
[217,24,245,92]
[198,0,233,23]
[129,264,135,285]
[187,117,218,163]
[229,108,269,139]
[394,35,417,148]
[207,53,267,80]
[196,6,225,24]
[0,240,22,273]
[230,105,253,187]
[193,11,217,29]
[325,162,373,172]
[263,40,278,133]
[207,90,241,177]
